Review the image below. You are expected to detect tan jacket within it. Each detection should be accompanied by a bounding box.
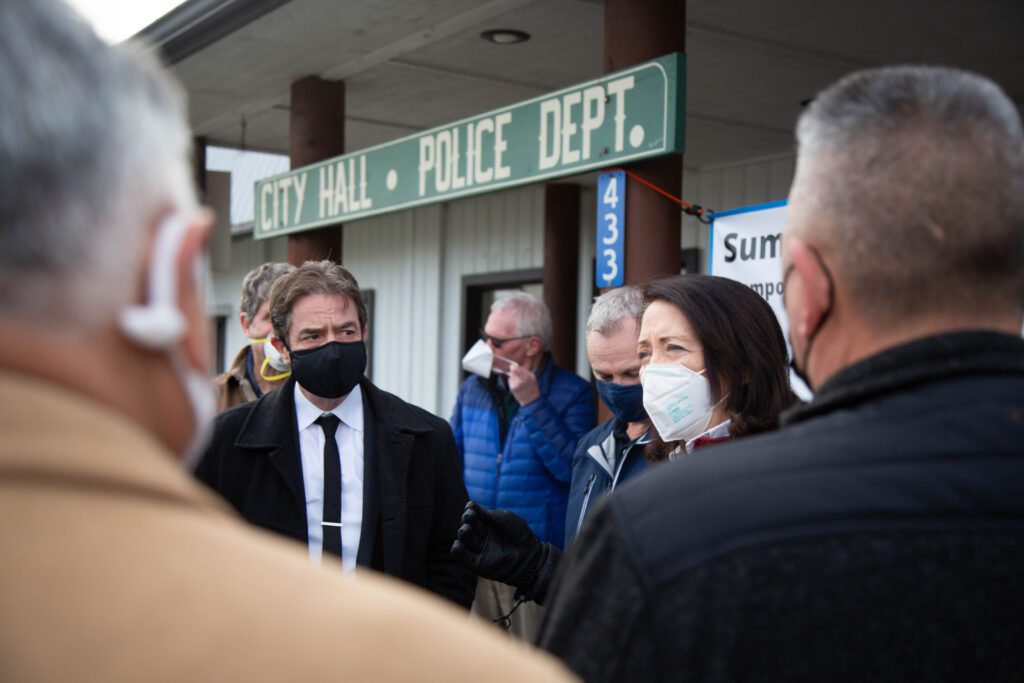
[213,345,260,413]
[0,372,575,682]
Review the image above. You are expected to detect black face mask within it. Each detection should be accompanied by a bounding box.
[783,245,834,392]
[288,340,367,399]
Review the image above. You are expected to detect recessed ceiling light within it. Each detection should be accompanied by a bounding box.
[480,29,530,45]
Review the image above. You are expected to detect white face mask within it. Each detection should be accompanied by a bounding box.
[117,214,216,469]
[640,363,716,443]
[262,339,289,371]
[461,339,516,378]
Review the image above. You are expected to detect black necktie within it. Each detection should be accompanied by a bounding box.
[315,414,342,559]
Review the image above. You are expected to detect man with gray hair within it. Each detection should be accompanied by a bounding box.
[452,286,651,606]
[539,66,1024,681]
[214,261,295,411]
[0,1,574,681]
[451,290,594,638]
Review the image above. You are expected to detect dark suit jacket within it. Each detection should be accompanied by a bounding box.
[194,377,476,608]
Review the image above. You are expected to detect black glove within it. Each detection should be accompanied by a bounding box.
[450,501,547,598]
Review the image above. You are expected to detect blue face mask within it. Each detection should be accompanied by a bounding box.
[595,380,648,423]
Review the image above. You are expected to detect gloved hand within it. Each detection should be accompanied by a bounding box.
[450,501,545,595]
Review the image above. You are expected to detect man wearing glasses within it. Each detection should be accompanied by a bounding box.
[450,292,595,639]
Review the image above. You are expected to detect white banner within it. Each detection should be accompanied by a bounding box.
[709,200,811,398]
[710,201,788,324]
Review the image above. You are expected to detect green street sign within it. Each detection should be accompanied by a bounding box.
[254,52,685,239]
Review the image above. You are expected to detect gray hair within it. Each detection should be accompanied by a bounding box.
[0,0,196,327]
[240,262,296,321]
[491,292,553,350]
[790,65,1024,324]
[585,286,643,336]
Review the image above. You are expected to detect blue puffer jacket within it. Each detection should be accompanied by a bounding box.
[563,418,650,548]
[451,356,595,548]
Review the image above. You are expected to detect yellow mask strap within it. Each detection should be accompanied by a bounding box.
[260,355,291,382]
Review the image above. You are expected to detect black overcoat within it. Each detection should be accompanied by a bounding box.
[195,376,476,608]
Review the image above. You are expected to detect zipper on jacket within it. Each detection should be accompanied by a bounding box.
[611,443,632,491]
[493,420,517,503]
[575,473,598,538]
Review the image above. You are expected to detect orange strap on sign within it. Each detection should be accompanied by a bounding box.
[603,167,713,223]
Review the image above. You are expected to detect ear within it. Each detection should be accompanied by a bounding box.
[239,312,252,338]
[271,335,290,364]
[176,209,215,371]
[525,335,543,358]
[785,238,833,340]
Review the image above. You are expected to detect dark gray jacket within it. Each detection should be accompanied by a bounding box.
[538,332,1024,682]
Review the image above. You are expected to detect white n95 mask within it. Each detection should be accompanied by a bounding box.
[462,339,495,378]
[461,339,517,378]
[641,363,715,443]
[262,339,290,372]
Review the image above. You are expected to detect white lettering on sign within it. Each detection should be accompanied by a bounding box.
[538,74,635,170]
[417,113,514,197]
[316,155,373,220]
[607,76,634,152]
[596,170,625,288]
[474,118,494,184]
[581,85,605,159]
[261,172,311,232]
[494,112,512,180]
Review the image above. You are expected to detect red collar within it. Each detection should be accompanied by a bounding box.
[690,435,732,451]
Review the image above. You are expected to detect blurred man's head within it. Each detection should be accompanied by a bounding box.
[784,66,1024,388]
[484,292,551,372]
[0,0,213,459]
[240,262,297,341]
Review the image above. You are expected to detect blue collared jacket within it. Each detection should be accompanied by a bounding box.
[451,355,595,547]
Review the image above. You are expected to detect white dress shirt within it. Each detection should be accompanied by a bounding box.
[293,383,364,570]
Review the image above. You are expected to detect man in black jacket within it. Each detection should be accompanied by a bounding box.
[196,261,476,608]
[538,66,1024,681]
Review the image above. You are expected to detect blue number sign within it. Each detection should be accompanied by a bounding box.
[596,170,625,288]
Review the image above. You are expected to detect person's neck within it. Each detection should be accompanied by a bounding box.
[809,308,1023,390]
[625,420,647,440]
[299,384,346,413]
[0,316,192,457]
[523,352,545,373]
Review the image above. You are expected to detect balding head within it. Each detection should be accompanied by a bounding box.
[788,66,1024,326]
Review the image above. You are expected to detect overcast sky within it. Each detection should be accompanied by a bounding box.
[64,0,186,43]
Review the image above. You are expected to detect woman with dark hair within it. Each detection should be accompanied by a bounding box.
[640,274,795,461]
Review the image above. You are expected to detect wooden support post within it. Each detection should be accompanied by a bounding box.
[287,76,344,264]
[543,184,581,370]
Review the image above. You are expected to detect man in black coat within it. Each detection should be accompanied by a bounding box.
[196,261,475,608]
[538,66,1024,681]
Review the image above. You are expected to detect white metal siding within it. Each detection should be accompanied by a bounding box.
[343,205,445,415]
[344,185,545,417]
[681,154,796,273]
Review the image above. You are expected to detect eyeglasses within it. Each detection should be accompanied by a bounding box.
[480,329,532,349]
